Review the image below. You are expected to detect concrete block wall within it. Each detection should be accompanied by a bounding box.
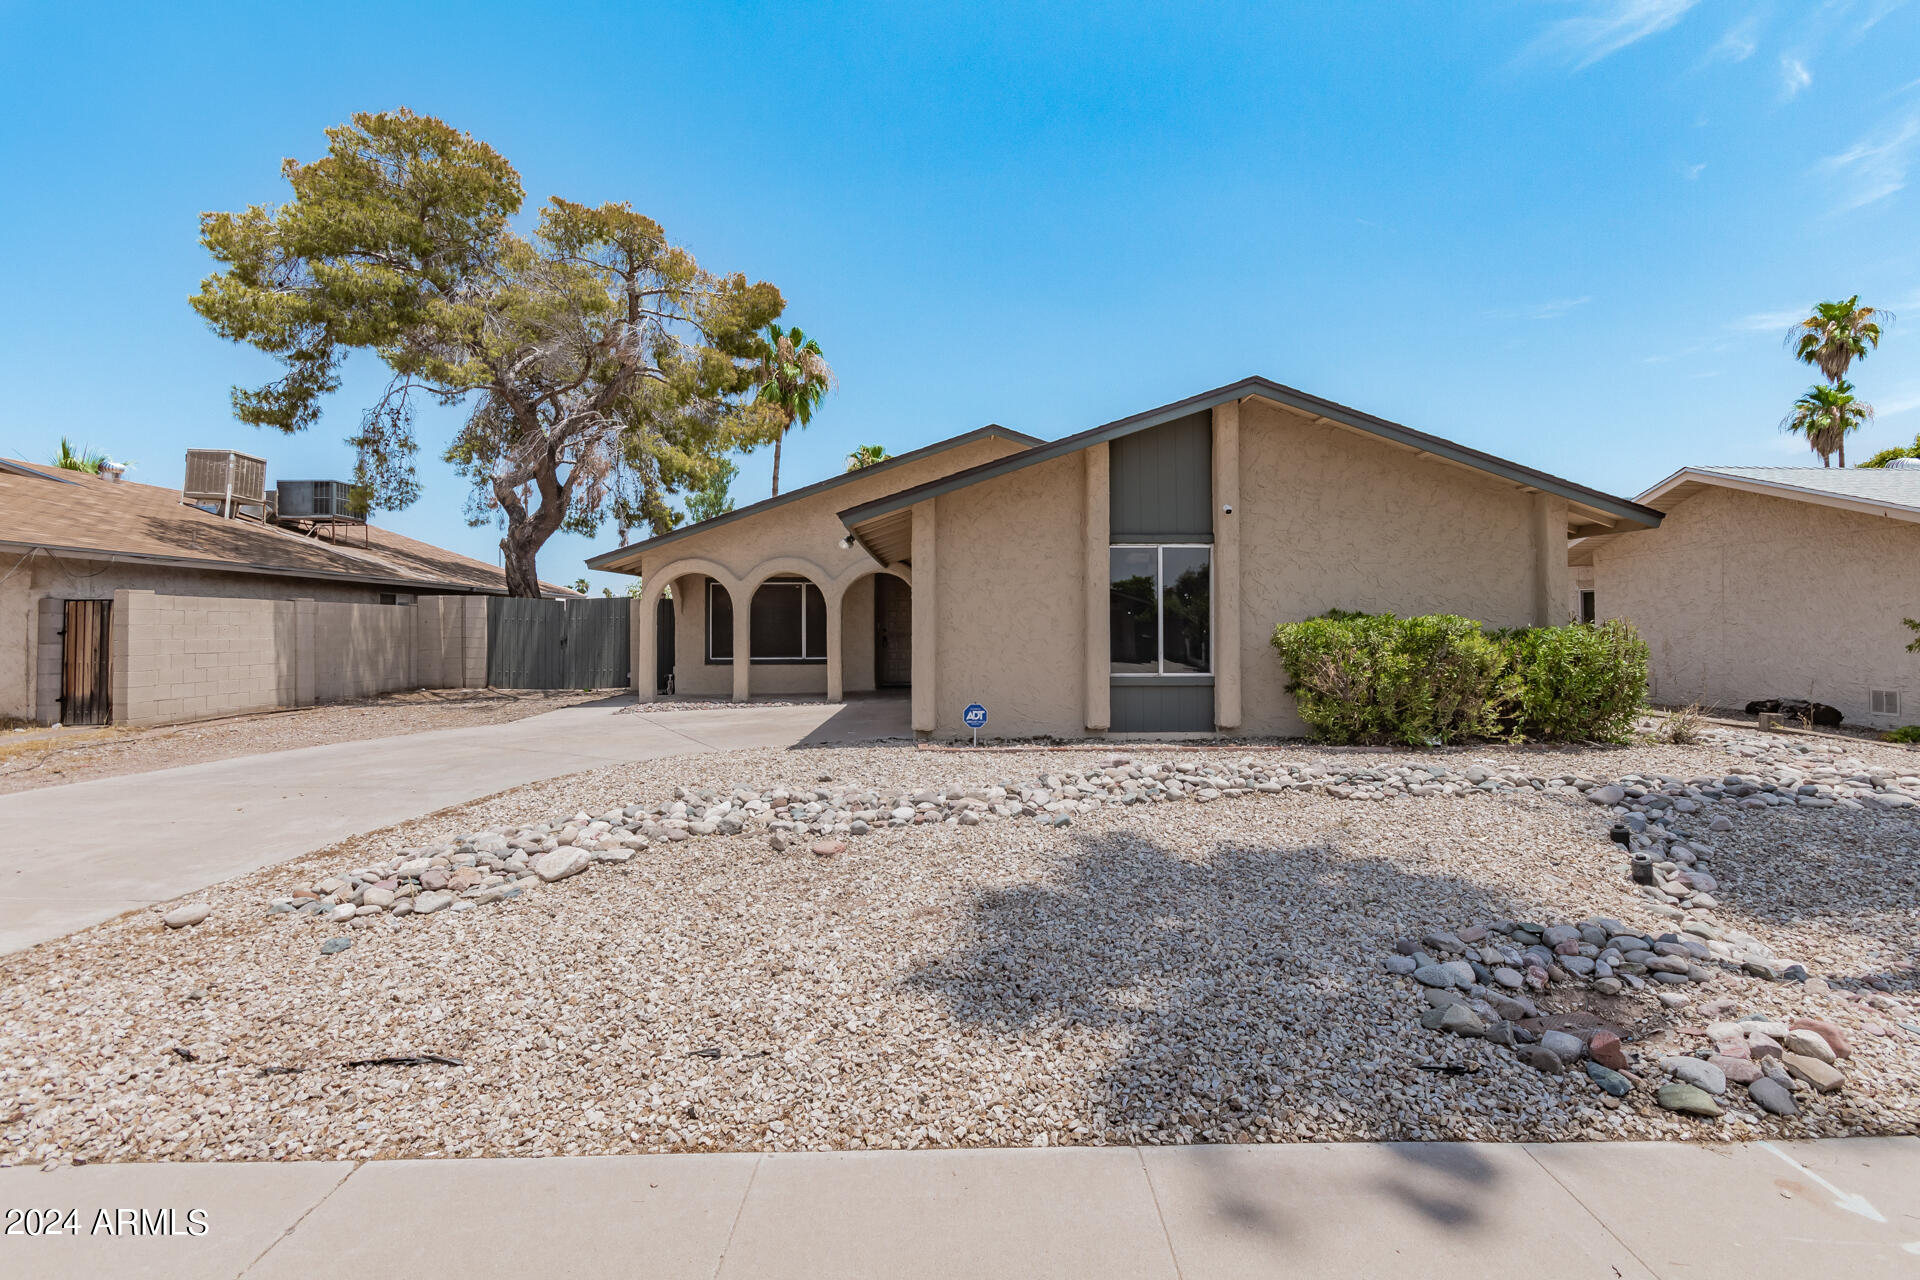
[105,589,493,728]
[313,602,416,702]
[111,589,301,727]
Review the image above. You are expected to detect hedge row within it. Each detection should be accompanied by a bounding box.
[1269,610,1649,746]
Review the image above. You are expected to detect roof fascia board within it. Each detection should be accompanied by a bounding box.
[837,377,1663,530]
[1646,468,1920,525]
[586,425,1041,572]
[0,539,512,595]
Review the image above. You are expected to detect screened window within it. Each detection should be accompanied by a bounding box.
[707,578,826,663]
[1110,545,1210,676]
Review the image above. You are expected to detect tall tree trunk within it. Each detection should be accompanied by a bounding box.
[1839,440,1847,467]
[771,429,783,497]
[493,456,570,598]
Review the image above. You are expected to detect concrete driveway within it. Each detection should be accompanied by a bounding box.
[0,695,909,955]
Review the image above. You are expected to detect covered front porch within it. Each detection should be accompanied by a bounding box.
[632,556,913,706]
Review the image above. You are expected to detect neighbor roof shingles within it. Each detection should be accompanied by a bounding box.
[1682,465,1920,511]
[0,458,538,593]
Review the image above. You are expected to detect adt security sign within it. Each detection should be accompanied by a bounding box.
[962,702,988,745]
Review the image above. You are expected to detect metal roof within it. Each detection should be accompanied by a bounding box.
[837,376,1664,532]
[586,425,1041,572]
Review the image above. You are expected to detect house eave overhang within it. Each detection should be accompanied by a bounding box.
[0,538,531,596]
[1635,466,1920,526]
[586,425,1043,575]
[836,376,1664,534]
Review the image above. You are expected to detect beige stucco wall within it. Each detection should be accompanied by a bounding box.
[628,434,1026,698]
[1235,399,1563,737]
[929,453,1087,737]
[1588,484,1920,727]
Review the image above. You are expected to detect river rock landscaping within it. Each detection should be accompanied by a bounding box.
[1,727,1915,1164]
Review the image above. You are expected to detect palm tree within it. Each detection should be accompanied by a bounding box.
[1787,296,1891,383]
[1781,382,1875,467]
[50,437,106,474]
[845,444,889,472]
[752,324,835,497]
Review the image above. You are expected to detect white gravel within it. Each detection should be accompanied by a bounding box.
[1,731,1915,1165]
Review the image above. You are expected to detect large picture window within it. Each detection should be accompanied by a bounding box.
[707,578,827,663]
[1110,545,1210,676]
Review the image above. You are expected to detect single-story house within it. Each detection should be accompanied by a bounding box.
[0,453,570,728]
[591,376,1661,738]
[1570,465,1920,728]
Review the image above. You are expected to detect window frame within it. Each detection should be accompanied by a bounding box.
[1109,542,1213,678]
[706,577,827,665]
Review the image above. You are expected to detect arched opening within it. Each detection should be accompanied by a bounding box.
[839,571,911,696]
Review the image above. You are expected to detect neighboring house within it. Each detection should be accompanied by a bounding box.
[1571,465,1920,729]
[0,454,571,727]
[593,376,1659,738]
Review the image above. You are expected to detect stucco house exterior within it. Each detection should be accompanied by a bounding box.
[593,376,1660,739]
[0,455,568,727]
[1570,465,1920,729]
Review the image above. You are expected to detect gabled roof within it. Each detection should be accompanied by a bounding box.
[1644,465,1920,519]
[585,425,1041,572]
[0,458,571,596]
[1567,464,1920,566]
[836,377,1664,541]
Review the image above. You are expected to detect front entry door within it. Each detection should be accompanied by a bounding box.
[874,576,911,688]
[61,599,112,725]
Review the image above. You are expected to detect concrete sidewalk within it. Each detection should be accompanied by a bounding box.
[2,1138,1915,1279]
[0,696,909,954]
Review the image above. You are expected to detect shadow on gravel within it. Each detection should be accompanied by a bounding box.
[905,826,1554,1235]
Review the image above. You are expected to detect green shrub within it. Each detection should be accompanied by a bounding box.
[1884,725,1920,744]
[1269,611,1650,746]
[1269,610,1508,746]
[1498,619,1648,743]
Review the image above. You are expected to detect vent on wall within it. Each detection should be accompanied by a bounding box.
[1871,689,1901,717]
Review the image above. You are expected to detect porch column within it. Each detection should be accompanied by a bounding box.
[732,581,752,702]
[1212,399,1242,731]
[910,499,937,734]
[1083,443,1110,733]
[824,583,845,702]
[631,584,656,702]
[1531,494,1570,626]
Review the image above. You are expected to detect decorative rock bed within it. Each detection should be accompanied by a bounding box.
[262,728,1920,944]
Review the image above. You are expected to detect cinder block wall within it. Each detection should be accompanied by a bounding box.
[313,603,416,701]
[112,590,298,726]
[109,590,490,727]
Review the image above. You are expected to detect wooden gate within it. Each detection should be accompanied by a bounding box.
[486,597,631,690]
[874,575,912,688]
[60,599,112,725]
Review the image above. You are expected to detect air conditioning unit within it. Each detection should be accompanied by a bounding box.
[183,449,267,518]
[275,479,362,521]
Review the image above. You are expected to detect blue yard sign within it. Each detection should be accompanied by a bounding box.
[963,702,987,745]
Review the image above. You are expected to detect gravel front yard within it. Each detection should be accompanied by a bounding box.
[0,689,612,795]
[2,731,1916,1165]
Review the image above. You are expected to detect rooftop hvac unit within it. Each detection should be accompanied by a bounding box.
[275,479,363,521]
[182,449,267,518]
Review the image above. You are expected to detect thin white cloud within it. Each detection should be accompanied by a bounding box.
[1820,110,1920,209]
[1731,307,1808,333]
[1487,296,1592,322]
[1780,56,1812,97]
[1684,161,1707,178]
[1877,388,1920,417]
[1522,0,1701,69]
[1707,16,1760,61]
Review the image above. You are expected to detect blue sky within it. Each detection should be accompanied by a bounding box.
[2,1,1916,593]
